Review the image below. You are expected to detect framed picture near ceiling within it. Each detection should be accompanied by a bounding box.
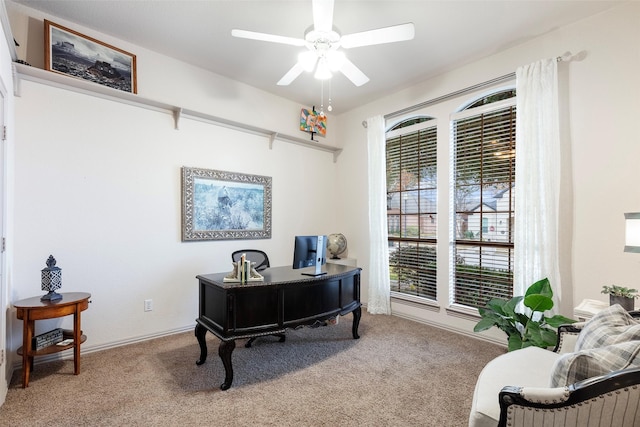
[44,20,137,94]
[181,167,272,241]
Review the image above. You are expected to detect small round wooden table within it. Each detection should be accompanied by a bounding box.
[14,292,91,388]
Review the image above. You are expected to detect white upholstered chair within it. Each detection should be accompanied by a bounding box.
[469,305,640,427]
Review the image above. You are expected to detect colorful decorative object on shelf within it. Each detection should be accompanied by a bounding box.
[41,255,62,301]
[300,107,327,139]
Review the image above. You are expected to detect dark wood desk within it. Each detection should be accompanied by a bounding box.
[14,292,91,388]
[195,264,361,390]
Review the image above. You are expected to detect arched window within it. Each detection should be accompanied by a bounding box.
[451,89,516,308]
[462,89,516,110]
[385,116,437,300]
[388,116,434,131]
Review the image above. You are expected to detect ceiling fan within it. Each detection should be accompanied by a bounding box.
[231,0,415,87]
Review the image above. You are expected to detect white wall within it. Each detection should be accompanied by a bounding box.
[4,1,640,383]
[335,2,640,340]
[5,5,341,369]
[0,0,16,406]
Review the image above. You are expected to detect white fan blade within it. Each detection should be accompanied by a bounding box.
[312,0,334,33]
[277,62,306,86]
[339,58,369,87]
[231,29,305,47]
[341,23,415,49]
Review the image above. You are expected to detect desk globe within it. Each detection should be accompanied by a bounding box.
[327,233,347,259]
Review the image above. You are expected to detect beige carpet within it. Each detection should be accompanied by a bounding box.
[0,311,504,426]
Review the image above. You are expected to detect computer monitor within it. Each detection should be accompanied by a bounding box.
[292,235,327,276]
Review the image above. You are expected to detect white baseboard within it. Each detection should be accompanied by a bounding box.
[391,311,507,348]
[10,324,196,372]
[9,310,506,377]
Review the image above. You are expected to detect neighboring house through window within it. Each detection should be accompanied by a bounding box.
[385,89,516,310]
[386,117,437,300]
[451,89,516,309]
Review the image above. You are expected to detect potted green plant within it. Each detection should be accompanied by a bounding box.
[474,278,576,352]
[601,285,637,311]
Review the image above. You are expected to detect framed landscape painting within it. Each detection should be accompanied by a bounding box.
[45,20,137,93]
[181,167,272,241]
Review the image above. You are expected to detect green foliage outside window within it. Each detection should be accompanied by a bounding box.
[454,264,513,308]
[389,244,436,298]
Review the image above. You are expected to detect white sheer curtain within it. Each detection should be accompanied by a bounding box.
[366,115,391,314]
[514,58,562,310]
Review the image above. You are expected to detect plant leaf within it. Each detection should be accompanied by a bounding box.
[474,316,500,332]
[539,328,558,347]
[514,312,530,326]
[486,298,509,315]
[526,278,553,298]
[508,334,523,352]
[544,314,577,328]
[502,296,523,318]
[525,324,543,347]
[524,294,553,312]
[525,323,557,348]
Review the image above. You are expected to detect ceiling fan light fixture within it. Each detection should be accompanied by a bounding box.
[298,51,318,72]
[231,0,414,87]
[314,58,332,80]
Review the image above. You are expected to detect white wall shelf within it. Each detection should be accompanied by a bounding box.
[12,63,343,162]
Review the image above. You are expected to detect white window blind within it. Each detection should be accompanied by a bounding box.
[386,119,437,299]
[451,98,516,308]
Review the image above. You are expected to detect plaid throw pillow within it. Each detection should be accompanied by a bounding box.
[575,304,640,351]
[550,304,640,387]
[551,340,640,387]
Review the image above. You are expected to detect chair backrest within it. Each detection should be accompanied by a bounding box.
[498,368,640,427]
[231,250,270,271]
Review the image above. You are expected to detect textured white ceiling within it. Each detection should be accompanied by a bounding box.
[7,0,622,114]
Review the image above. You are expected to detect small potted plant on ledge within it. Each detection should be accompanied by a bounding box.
[601,285,638,311]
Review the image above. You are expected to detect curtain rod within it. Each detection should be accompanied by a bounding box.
[383,72,515,121]
[362,52,573,126]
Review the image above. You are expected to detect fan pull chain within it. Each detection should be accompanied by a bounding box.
[328,80,333,112]
[319,80,325,117]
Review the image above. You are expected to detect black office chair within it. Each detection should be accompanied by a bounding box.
[231,249,270,271]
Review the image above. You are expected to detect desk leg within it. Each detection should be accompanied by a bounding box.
[73,308,81,375]
[218,339,235,391]
[22,318,34,388]
[352,306,361,340]
[194,323,208,365]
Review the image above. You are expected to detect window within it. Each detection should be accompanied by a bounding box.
[451,92,516,309]
[386,117,437,299]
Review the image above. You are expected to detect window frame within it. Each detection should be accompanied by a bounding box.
[449,95,517,311]
[386,117,438,303]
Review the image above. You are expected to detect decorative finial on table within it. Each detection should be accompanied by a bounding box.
[41,254,63,302]
[46,255,56,268]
